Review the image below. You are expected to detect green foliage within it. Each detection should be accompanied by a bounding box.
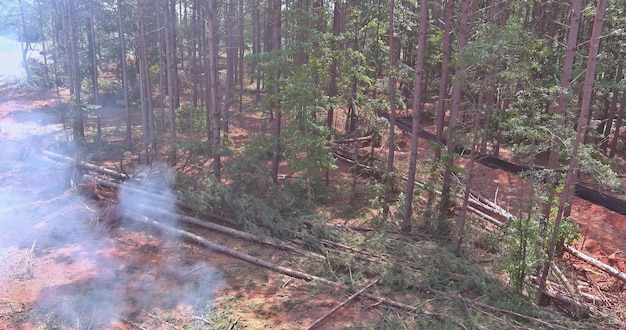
[25,58,53,88]
[324,226,556,329]
[173,137,213,167]
[97,78,121,97]
[495,212,544,290]
[577,143,622,191]
[180,139,339,243]
[487,171,580,292]
[175,104,206,134]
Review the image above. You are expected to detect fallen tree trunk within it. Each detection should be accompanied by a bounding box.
[125,211,318,280]
[84,173,237,226]
[122,211,436,316]
[469,190,517,221]
[140,205,326,261]
[43,150,128,180]
[564,245,626,283]
[331,135,372,146]
[80,173,324,260]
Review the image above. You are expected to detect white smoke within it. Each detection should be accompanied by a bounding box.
[0,121,223,327]
[0,36,26,84]
[117,162,180,234]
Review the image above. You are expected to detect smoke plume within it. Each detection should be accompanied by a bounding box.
[0,115,223,328]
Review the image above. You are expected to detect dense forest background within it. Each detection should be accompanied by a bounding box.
[2,0,626,327]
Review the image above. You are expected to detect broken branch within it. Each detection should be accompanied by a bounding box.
[305,279,379,330]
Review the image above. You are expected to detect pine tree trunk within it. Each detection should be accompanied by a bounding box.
[88,0,100,143]
[402,0,428,233]
[601,55,623,153]
[383,0,397,216]
[224,0,236,134]
[207,0,221,178]
[137,3,154,163]
[434,0,453,161]
[439,0,471,221]
[270,0,282,183]
[238,0,244,114]
[252,0,261,102]
[609,90,626,157]
[541,0,582,245]
[537,0,608,305]
[18,0,31,81]
[68,0,84,139]
[164,0,177,142]
[116,0,132,148]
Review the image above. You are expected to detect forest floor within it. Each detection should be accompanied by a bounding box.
[0,84,625,329]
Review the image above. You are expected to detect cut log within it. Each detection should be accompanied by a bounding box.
[81,174,324,260]
[564,245,626,283]
[331,135,372,146]
[469,190,516,220]
[43,150,128,180]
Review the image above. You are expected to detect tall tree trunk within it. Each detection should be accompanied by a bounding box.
[346,1,358,135]
[402,0,428,233]
[169,0,180,109]
[87,0,101,143]
[225,0,237,134]
[601,53,623,153]
[537,0,608,305]
[164,0,177,142]
[207,0,222,178]
[18,0,31,81]
[609,89,626,157]
[327,1,341,131]
[189,0,199,110]
[36,1,51,87]
[541,0,582,243]
[238,0,245,114]
[252,0,261,102]
[270,0,282,183]
[117,0,132,148]
[439,0,471,221]
[137,2,156,162]
[434,0,454,161]
[65,0,84,140]
[456,86,484,251]
[383,0,397,216]
[480,0,509,155]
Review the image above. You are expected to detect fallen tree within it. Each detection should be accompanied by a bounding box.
[44,149,626,320]
[43,150,128,180]
[121,210,437,317]
[125,211,577,328]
